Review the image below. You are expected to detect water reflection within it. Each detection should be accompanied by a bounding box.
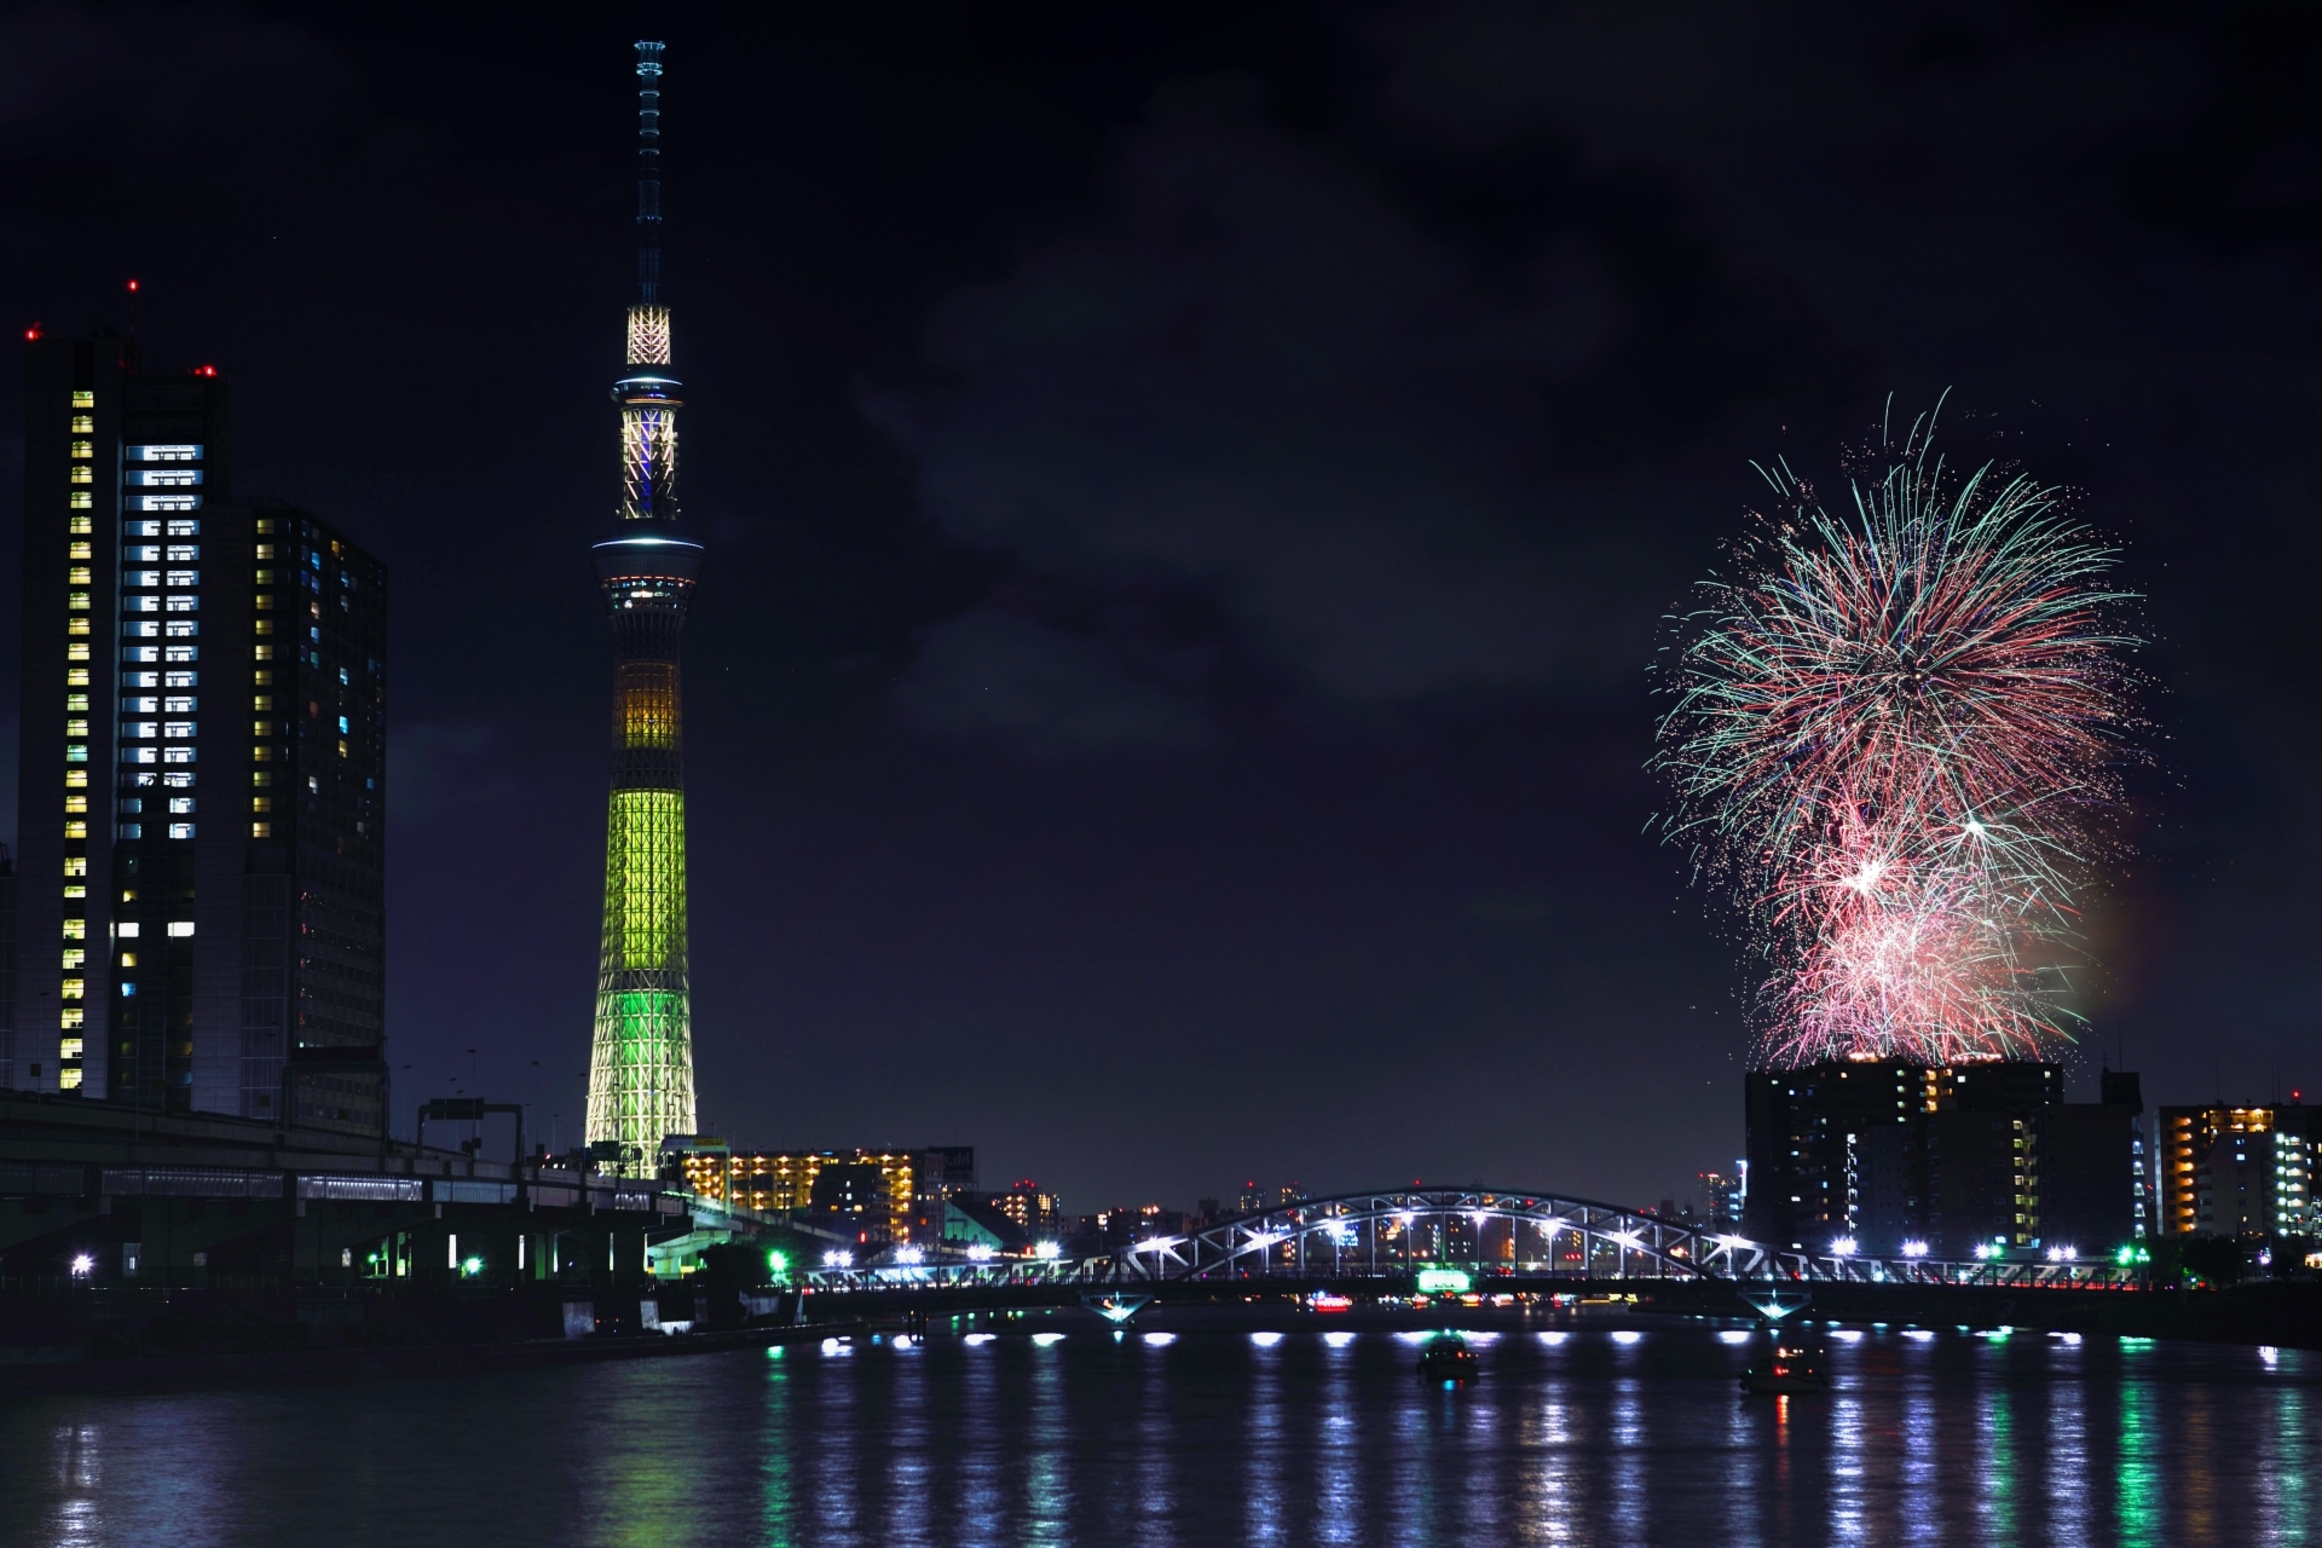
[1315,1334,1360,1545]
[2046,1352,2088,1545]
[1899,1366,1938,1544]
[1,1326,2319,1547]
[1976,1369,2018,1542]
[1826,1394,1865,1544]
[2114,1372,2159,1548]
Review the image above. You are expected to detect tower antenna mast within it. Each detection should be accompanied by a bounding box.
[634,39,664,306]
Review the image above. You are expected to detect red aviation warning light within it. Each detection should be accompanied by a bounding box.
[196,365,217,377]
[23,323,39,341]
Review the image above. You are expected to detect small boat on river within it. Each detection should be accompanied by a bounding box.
[1418,1337,1480,1385]
[1741,1337,1829,1395]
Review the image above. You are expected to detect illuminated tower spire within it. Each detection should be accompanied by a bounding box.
[585,38,701,1170]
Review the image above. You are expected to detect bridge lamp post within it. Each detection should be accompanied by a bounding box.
[1606,1229,1642,1279]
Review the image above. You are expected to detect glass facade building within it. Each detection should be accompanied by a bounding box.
[9,330,386,1129]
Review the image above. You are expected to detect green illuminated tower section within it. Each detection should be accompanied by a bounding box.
[585,39,702,1169]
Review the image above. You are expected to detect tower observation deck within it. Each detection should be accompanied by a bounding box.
[585,39,702,1171]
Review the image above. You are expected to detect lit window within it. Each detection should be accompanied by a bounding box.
[71,390,93,407]
[255,569,275,584]
[124,721,157,738]
[127,545,159,561]
[129,445,200,462]
[164,621,196,637]
[66,591,89,611]
[251,822,272,838]
[63,821,86,839]
[70,467,91,484]
[165,696,195,712]
[165,521,199,538]
[126,570,159,587]
[65,794,86,812]
[127,696,158,712]
[167,921,194,937]
[62,920,85,941]
[67,566,91,584]
[255,544,275,559]
[119,952,137,969]
[166,596,198,613]
[163,748,194,764]
[68,541,91,560]
[166,545,198,560]
[252,796,272,812]
[69,439,92,459]
[339,716,350,734]
[60,978,83,1000]
[64,718,87,736]
[65,745,87,764]
[168,823,194,840]
[164,645,195,662]
[253,695,273,710]
[163,772,193,788]
[165,670,195,687]
[66,692,88,711]
[60,1007,83,1029]
[71,414,92,432]
[71,495,92,512]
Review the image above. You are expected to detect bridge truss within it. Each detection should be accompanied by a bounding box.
[800,1185,2143,1293]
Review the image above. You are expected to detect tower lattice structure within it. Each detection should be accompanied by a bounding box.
[585,39,703,1170]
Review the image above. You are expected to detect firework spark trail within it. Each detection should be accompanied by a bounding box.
[1653,406,2141,1066]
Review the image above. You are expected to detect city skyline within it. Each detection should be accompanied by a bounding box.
[2,8,2319,1212]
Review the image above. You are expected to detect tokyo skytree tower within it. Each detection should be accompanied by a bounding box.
[584,39,703,1169]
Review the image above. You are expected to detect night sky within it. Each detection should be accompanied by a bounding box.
[3,4,2318,1215]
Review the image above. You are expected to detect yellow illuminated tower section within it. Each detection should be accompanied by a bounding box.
[585,39,702,1169]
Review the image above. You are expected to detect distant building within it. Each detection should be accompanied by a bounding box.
[992,1179,1064,1239]
[1745,1059,2145,1258]
[11,330,386,1129]
[664,1143,974,1244]
[1699,1168,1745,1229]
[2156,1101,2316,1237]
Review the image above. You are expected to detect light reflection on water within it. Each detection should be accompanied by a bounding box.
[0,1327,2316,1546]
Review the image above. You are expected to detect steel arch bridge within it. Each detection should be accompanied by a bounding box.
[796,1185,2144,1293]
[1107,1186,1781,1283]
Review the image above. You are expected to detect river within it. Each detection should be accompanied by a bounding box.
[2,1309,2313,1545]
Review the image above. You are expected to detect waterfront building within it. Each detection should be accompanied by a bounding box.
[666,1144,974,1244]
[2155,1101,2316,1237]
[1744,1059,2145,1259]
[583,39,706,1174]
[10,329,385,1128]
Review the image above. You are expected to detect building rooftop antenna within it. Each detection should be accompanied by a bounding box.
[634,40,665,307]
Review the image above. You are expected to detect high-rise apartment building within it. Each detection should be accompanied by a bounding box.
[584,39,703,1169]
[11,328,386,1129]
[2155,1102,2316,1237]
[1745,1059,2145,1258]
